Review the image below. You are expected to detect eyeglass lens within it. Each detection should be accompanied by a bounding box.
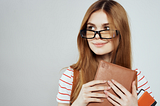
[82,30,116,39]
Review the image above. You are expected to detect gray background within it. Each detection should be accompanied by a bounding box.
[0,0,159,106]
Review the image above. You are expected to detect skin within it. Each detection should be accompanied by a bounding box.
[87,10,119,62]
[58,10,138,106]
[87,10,114,60]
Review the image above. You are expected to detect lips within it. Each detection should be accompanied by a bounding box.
[93,42,108,47]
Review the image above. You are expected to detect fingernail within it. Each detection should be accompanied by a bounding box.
[105,86,110,90]
[106,86,110,90]
[104,90,109,94]
[104,91,109,97]
[104,80,107,83]
[108,86,111,89]
[133,81,135,84]
[106,94,108,98]
[108,80,111,84]
[111,79,114,82]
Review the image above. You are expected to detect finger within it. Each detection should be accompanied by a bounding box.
[89,86,111,92]
[107,80,125,99]
[111,79,131,96]
[132,81,137,98]
[105,91,121,106]
[84,80,107,87]
[87,98,103,103]
[107,97,120,106]
[87,92,107,98]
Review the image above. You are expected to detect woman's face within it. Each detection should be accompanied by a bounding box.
[87,10,118,55]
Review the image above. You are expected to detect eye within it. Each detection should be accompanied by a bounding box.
[104,26,110,30]
[87,26,95,30]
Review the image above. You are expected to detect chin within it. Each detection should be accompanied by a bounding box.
[93,50,107,55]
[92,49,113,55]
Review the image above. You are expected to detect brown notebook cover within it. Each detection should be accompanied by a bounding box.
[88,60,137,106]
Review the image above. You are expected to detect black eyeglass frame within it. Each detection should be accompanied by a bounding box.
[80,29,119,39]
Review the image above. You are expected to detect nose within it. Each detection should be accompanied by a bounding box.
[95,32,100,39]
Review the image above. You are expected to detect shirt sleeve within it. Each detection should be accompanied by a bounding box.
[136,69,153,99]
[56,67,74,103]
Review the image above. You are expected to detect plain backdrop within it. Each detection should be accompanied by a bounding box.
[0,0,159,106]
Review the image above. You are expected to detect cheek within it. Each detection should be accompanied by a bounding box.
[87,39,93,48]
[87,39,95,51]
[87,39,92,42]
[106,41,114,51]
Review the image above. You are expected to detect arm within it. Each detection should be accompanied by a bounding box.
[58,103,69,106]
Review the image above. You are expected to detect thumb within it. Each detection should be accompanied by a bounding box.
[132,81,137,98]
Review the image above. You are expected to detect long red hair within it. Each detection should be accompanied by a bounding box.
[70,0,131,104]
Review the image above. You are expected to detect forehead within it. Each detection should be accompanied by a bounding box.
[87,10,109,25]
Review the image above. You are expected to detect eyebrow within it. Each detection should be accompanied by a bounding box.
[87,22,109,26]
[103,23,109,26]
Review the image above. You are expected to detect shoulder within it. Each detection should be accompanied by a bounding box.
[58,67,74,87]
[61,67,74,81]
[56,67,74,103]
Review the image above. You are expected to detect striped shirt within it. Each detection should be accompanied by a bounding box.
[56,67,153,103]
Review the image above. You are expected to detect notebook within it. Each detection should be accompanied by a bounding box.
[138,89,157,106]
[88,60,137,106]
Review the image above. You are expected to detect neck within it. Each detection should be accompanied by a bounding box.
[96,53,112,63]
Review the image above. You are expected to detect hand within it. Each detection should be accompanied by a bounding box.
[72,80,110,106]
[104,80,138,106]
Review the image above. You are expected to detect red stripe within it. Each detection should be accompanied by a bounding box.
[138,76,145,82]
[67,69,74,72]
[144,86,150,91]
[135,68,138,71]
[138,81,148,89]
[59,84,71,91]
[57,97,70,101]
[137,71,141,76]
[58,91,70,96]
[63,73,71,79]
[60,79,72,85]
[149,92,152,95]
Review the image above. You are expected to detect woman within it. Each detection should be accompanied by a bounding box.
[57,0,153,106]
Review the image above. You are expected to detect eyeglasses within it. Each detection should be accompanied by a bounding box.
[80,29,119,39]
